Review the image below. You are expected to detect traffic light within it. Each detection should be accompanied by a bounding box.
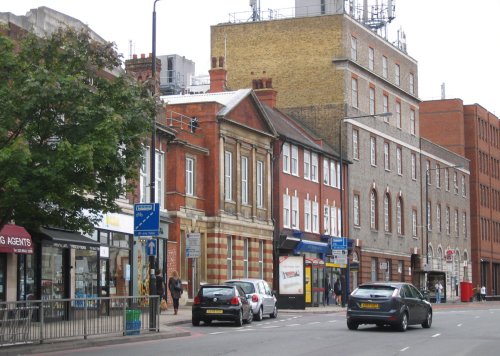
[189,117,199,133]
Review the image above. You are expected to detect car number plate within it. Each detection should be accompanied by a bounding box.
[206,309,223,314]
[360,303,379,309]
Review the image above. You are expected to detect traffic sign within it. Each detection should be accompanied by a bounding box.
[134,203,160,237]
[186,233,201,258]
[145,239,157,256]
[331,237,347,250]
[331,249,348,267]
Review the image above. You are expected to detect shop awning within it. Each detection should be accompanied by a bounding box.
[0,224,33,254]
[278,235,301,250]
[40,227,101,251]
[293,240,330,254]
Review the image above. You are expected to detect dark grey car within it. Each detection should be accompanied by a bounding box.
[346,282,432,331]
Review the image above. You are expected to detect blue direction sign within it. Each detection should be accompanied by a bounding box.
[331,237,348,250]
[145,239,157,256]
[134,203,160,237]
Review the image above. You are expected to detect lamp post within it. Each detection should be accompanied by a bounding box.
[338,112,391,306]
[149,0,161,327]
[424,164,462,295]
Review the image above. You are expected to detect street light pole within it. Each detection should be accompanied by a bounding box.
[149,0,161,325]
[338,112,391,306]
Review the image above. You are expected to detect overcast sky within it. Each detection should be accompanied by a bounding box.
[3,0,499,114]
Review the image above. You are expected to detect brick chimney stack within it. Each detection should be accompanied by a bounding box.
[253,77,277,108]
[208,56,227,93]
[125,53,162,93]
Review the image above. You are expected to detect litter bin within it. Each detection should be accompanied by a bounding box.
[125,309,141,335]
[460,282,473,302]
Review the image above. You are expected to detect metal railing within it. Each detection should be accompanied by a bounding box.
[0,296,160,347]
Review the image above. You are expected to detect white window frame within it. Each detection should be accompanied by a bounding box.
[241,156,248,204]
[396,198,402,234]
[411,153,417,180]
[410,109,416,135]
[384,142,390,171]
[224,151,233,201]
[155,150,164,208]
[446,206,450,235]
[353,129,359,160]
[351,36,357,61]
[395,63,400,86]
[243,239,249,278]
[409,73,415,95]
[323,205,330,234]
[412,210,417,237]
[331,206,338,236]
[186,157,194,196]
[436,164,441,188]
[370,137,377,166]
[312,201,319,233]
[369,87,375,115]
[291,145,299,176]
[437,204,442,232]
[453,171,458,194]
[311,153,319,182]
[462,212,467,238]
[283,143,290,173]
[454,209,459,236]
[396,147,402,175]
[396,101,402,129]
[354,194,360,226]
[323,158,329,185]
[382,56,388,78]
[370,190,377,229]
[283,193,291,228]
[303,150,311,180]
[383,95,389,122]
[336,163,341,189]
[462,175,466,197]
[445,169,450,191]
[257,160,264,208]
[351,77,358,108]
[304,199,312,232]
[384,194,390,232]
[291,195,299,229]
[368,47,374,71]
[330,161,337,188]
[258,241,264,279]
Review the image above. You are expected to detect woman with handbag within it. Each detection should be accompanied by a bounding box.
[168,270,183,315]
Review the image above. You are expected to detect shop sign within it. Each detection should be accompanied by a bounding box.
[51,242,99,251]
[186,233,201,258]
[0,224,33,254]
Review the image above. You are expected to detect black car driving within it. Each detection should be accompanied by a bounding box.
[346,281,432,331]
[192,284,253,326]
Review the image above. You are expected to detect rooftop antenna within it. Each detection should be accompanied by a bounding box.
[249,0,260,21]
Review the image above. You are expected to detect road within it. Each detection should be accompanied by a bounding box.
[35,305,500,356]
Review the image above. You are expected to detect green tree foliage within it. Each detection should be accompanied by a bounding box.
[0,27,156,233]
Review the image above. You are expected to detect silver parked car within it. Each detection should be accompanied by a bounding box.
[224,278,278,321]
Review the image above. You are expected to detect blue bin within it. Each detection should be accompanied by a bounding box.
[125,320,141,335]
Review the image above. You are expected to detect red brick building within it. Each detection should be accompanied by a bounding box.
[421,99,500,295]
[159,59,277,299]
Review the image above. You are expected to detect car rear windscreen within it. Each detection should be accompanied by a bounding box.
[201,287,233,297]
[226,282,255,294]
[352,286,396,298]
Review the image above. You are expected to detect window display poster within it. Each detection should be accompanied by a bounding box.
[279,256,304,295]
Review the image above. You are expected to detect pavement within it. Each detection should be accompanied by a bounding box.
[4,300,500,355]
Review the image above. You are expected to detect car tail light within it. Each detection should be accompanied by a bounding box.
[230,296,240,305]
[194,296,201,305]
[252,294,259,303]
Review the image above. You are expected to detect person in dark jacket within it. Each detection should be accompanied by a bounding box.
[155,269,165,313]
[334,279,342,305]
[168,270,182,315]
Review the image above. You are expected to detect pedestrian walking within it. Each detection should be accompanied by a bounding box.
[334,279,342,306]
[325,281,332,306]
[480,285,486,302]
[155,269,166,313]
[168,270,183,315]
[434,281,443,303]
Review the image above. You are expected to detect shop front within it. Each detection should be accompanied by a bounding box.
[0,224,34,302]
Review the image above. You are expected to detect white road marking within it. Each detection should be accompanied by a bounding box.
[308,322,321,325]
[400,347,409,352]
[457,323,462,327]
[237,328,255,332]
[328,320,337,323]
[432,333,441,338]
[209,332,225,335]
[286,323,301,327]
[262,325,280,329]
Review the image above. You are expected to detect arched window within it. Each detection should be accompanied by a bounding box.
[428,245,434,270]
[384,193,391,232]
[397,197,404,234]
[437,247,443,270]
[370,189,378,230]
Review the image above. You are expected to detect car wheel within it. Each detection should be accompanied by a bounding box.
[347,320,359,330]
[255,306,263,321]
[192,318,200,326]
[235,310,243,327]
[422,310,432,328]
[397,312,408,332]
[270,305,278,319]
[244,309,253,324]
